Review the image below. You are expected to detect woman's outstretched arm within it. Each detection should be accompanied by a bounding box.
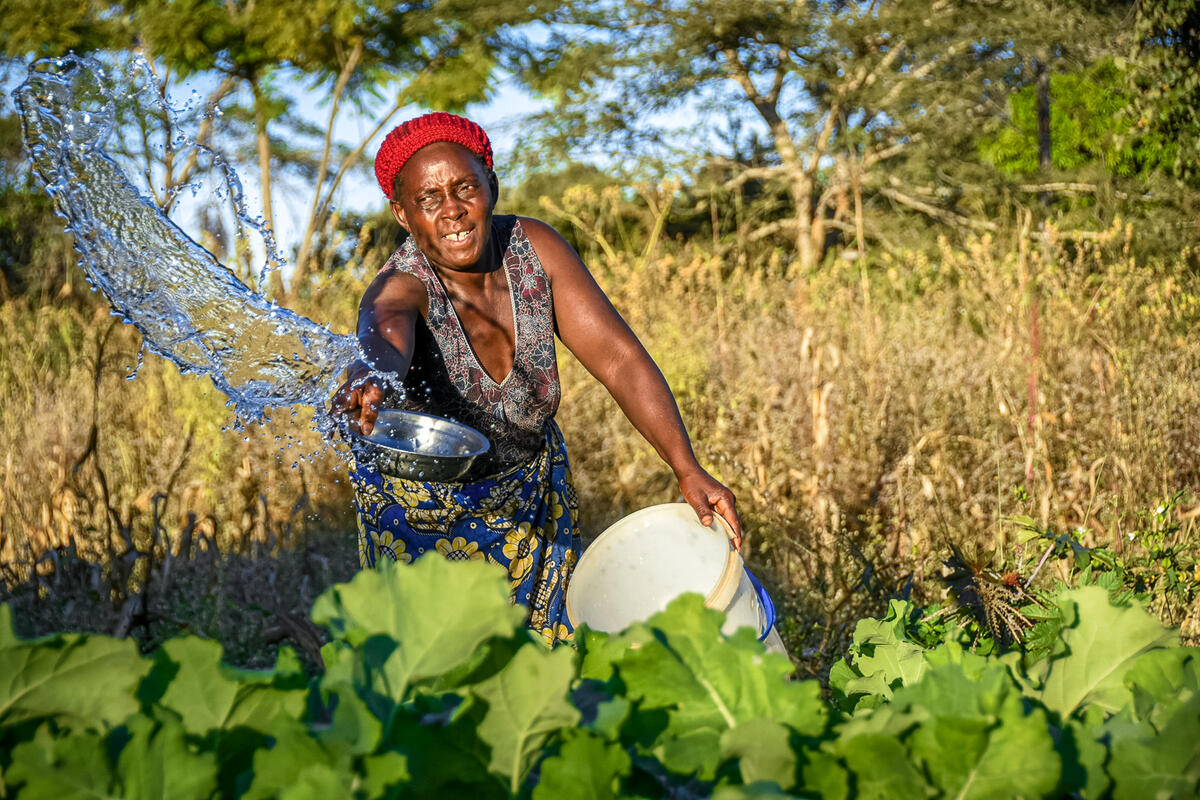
[523,217,742,547]
[330,270,426,435]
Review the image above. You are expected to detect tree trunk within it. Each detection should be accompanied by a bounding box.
[253,82,284,297]
[1036,58,1052,172]
[768,120,816,270]
[790,175,817,270]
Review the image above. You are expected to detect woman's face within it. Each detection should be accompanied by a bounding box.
[390,141,498,274]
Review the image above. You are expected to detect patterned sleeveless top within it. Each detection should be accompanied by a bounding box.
[380,215,561,479]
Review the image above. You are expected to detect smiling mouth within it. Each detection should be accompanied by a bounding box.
[443,230,472,242]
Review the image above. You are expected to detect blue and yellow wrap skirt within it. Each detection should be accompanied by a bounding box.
[352,421,581,646]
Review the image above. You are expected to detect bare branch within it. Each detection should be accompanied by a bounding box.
[719,164,789,191]
[174,75,239,189]
[876,40,965,109]
[292,37,366,292]
[746,218,797,242]
[805,101,840,178]
[879,186,998,232]
[862,137,914,170]
[1016,182,1130,200]
[311,33,468,239]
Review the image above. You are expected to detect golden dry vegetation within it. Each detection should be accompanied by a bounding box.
[2,190,1199,670]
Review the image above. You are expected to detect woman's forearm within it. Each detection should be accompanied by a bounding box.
[602,351,704,480]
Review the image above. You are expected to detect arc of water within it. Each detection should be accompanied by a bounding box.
[13,55,368,423]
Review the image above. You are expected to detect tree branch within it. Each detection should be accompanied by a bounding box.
[1016,182,1129,200]
[878,186,998,232]
[291,37,365,294]
[174,75,239,190]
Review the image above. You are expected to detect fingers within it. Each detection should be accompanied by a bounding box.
[713,493,743,551]
[684,481,742,551]
[330,378,384,436]
[359,387,381,436]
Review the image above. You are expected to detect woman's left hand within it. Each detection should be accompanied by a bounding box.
[678,470,742,550]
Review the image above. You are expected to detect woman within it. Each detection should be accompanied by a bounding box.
[332,112,739,645]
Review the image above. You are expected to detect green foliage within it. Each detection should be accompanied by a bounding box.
[2,556,1199,798]
[1128,0,1200,180]
[980,59,1176,178]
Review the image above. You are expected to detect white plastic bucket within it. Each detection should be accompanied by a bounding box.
[566,503,786,654]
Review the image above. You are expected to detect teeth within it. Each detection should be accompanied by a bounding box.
[445,231,468,242]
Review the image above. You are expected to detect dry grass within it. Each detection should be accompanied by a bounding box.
[2,200,1199,672]
[553,213,1200,669]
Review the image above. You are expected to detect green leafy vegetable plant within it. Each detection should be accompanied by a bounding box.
[1,555,1198,798]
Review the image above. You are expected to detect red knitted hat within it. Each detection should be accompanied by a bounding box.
[374,112,494,200]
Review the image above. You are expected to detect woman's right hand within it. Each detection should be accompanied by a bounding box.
[330,375,386,436]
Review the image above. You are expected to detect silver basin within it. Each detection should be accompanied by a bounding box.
[350,409,490,482]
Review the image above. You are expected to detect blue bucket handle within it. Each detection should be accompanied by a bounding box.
[744,568,777,641]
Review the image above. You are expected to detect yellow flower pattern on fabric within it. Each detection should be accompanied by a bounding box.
[539,623,572,647]
[503,522,540,585]
[373,528,413,564]
[549,494,568,525]
[435,536,485,562]
[356,481,388,511]
[353,421,580,645]
[380,475,431,508]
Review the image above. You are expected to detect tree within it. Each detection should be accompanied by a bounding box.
[0,0,552,297]
[514,0,1133,267]
[1127,0,1200,180]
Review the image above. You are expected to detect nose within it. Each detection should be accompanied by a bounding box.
[441,195,467,220]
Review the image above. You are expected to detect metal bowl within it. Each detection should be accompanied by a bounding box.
[349,408,490,482]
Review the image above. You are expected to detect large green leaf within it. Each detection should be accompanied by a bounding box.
[242,715,352,800]
[1124,646,1200,726]
[1104,652,1200,800]
[1058,708,1111,799]
[618,595,826,735]
[835,600,926,707]
[575,621,655,683]
[719,720,796,790]
[5,724,115,799]
[835,733,927,800]
[1028,587,1176,718]
[316,687,383,758]
[1107,692,1200,800]
[796,749,849,800]
[115,712,218,800]
[0,605,150,729]
[361,752,411,798]
[532,730,632,800]
[898,665,1061,800]
[710,784,797,799]
[311,558,525,703]
[383,707,504,799]
[473,641,581,793]
[609,595,824,781]
[152,637,305,735]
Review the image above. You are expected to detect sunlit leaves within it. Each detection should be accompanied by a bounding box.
[0,605,150,729]
[311,556,524,704]
[2,561,1200,798]
[1025,586,1177,718]
[474,642,580,792]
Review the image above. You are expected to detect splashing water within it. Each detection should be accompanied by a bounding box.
[12,55,365,423]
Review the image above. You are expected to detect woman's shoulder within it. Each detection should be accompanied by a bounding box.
[512,215,558,241]
[511,216,578,266]
[379,235,423,275]
[367,243,430,308]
